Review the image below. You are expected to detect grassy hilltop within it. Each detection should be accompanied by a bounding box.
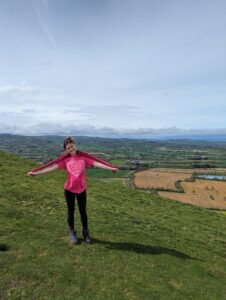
[0,150,226,300]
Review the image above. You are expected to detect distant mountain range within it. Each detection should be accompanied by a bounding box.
[118,134,226,142]
[0,133,225,142]
[55,133,226,142]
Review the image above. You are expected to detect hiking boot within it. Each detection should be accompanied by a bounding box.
[69,229,79,244]
[82,229,92,244]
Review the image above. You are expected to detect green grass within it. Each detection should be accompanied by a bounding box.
[109,159,128,166]
[87,168,131,178]
[1,150,226,299]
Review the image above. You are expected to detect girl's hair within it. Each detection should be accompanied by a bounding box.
[63,136,75,149]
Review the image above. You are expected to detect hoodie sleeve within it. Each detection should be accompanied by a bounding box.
[57,159,66,169]
[83,157,95,168]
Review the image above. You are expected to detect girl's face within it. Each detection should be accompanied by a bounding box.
[65,142,76,155]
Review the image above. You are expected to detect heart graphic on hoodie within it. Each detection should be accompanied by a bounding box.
[67,159,85,178]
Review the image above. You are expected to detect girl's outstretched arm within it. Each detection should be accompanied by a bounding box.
[93,161,118,172]
[27,163,59,177]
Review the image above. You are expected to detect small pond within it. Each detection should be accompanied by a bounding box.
[197,174,226,180]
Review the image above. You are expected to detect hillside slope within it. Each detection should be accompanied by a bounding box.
[0,150,226,299]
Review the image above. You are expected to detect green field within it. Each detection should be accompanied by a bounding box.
[87,168,131,178]
[1,134,226,170]
[1,150,226,299]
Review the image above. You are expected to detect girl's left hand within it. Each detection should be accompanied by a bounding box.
[27,171,36,177]
[111,167,118,173]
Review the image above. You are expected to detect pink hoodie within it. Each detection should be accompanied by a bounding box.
[31,150,116,194]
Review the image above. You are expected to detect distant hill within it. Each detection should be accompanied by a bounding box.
[114,134,226,142]
[1,134,226,170]
[1,132,226,141]
[1,150,226,299]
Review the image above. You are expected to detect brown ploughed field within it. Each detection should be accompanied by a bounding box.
[133,168,226,209]
[133,168,192,190]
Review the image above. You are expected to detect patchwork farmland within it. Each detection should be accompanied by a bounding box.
[133,168,226,210]
[1,134,226,210]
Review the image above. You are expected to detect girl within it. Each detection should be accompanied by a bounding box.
[27,136,118,244]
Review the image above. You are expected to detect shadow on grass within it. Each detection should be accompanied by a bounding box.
[0,244,10,252]
[92,239,203,261]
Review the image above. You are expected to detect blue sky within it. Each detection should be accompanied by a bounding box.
[0,0,226,136]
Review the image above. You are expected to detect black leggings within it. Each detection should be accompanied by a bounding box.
[64,189,88,231]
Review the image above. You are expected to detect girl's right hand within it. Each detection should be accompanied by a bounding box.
[27,171,36,177]
[111,167,118,173]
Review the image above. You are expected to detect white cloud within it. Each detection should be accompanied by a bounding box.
[1,121,226,137]
[0,84,36,93]
[30,0,58,50]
